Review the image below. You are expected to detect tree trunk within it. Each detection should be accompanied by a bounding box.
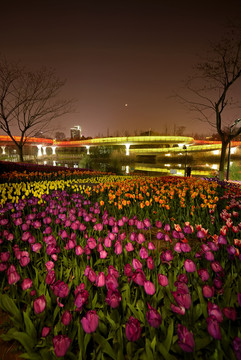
[219,140,229,180]
[18,146,24,162]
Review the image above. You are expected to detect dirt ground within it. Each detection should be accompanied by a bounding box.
[0,310,22,360]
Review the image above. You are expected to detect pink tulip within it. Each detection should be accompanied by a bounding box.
[232,337,241,360]
[207,302,223,323]
[51,280,69,298]
[105,274,119,291]
[144,281,156,295]
[34,295,47,314]
[61,310,72,326]
[53,335,71,357]
[125,242,134,252]
[21,278,33,290]
[95,272,106,287]
[108,266,119,278]
[171,304,185,315]
[146,303,162,328]
[100,250,108,258]
[184,259,196,273]
[202,285,214,298]
[105,289,122,308]
[222,307,237,321]
[132,269,146,286]
[158,274,168,287]
[132,258,143,270]
[81,310,99,333]
[139,247,148,259]
[75,245,84,256]
[207,315,221,340]
[125,316,142,342]
[197,269,209,282]
[41,326,51,337]
[124,264,133,278]
[7,265,20,285]
[136,233,145,244]
[177,324,195,352]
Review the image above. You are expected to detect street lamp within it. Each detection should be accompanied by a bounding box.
[226,118,241,181]
[183,145,187,176]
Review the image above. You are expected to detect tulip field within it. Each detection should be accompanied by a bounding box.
[0,166,241,359]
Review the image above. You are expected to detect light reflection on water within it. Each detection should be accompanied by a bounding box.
[37,157,240,178]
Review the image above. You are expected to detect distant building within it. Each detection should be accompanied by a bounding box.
[70,125,82,140]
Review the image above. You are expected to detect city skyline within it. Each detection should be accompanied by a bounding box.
[1,0,241,138]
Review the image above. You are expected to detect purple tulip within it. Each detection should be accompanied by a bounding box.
[61,310,72,326]
[177,324,195,352]
[124,264,133,278]
[202,285,214,298]
[21,278,33,290]
[108,266,119,278]
[19,251,30,267]
[7,265,20,285]
[158,274,169,287]
[105,289,122,308]
[207,315,221,340]
[146,303,162,328]
[184,259,196,273]
[160,250,173,262]
[34,295,47,314]
[174,242,182,253]
[74,288,89,311]
[197,269,210,282]
[155,220,162,228]
[176,273,188,284]
[222,307,237,321]
[0,251,10,262]
[232,337,241,360]
[104,273,118,291]
[81,310,99,333]
[132,269,146,286]
[53,335,71,357]
[51,280,69,298]
[144,281,156,295]
[172,290,191,309]
[207,302,223,323]
[125,316,142,342]
[41,326,51,337]
[45,270,56,285]
[205,251,215,261]
[156,232,164,240]
[180,243,191,253]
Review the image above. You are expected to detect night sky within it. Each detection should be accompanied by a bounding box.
[1,0,241,138]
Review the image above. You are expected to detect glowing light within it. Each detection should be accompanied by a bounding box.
[165,153,171,156]
[211,164,218,170]
[125,143,130,156]
[165,164,171,167]
[212,150,219,155]
[231,147,237,154]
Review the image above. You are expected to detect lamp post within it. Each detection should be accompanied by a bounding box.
[226,118,241,181]
[183,145,187,176]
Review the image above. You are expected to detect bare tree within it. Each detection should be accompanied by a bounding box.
[176,24,241,180]
[0,56,73,161]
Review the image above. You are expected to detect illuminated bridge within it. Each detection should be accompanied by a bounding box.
[1,135,237,157]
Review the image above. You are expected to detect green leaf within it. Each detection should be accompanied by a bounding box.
[145,338,154,360]
[197,286,208,318]
[193,303,202,322]
[23,312,37,342]
[10,331,34,354]
[195,336,212,351]
[157,343,177,360]
[151,336,156,352]
[127,303,145,323]
[0,294,22,325]
[93,333,116,359]
[84,333,91,354]
[19,353,42,360]
[92,292,98,308]
[164,319,173,352]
